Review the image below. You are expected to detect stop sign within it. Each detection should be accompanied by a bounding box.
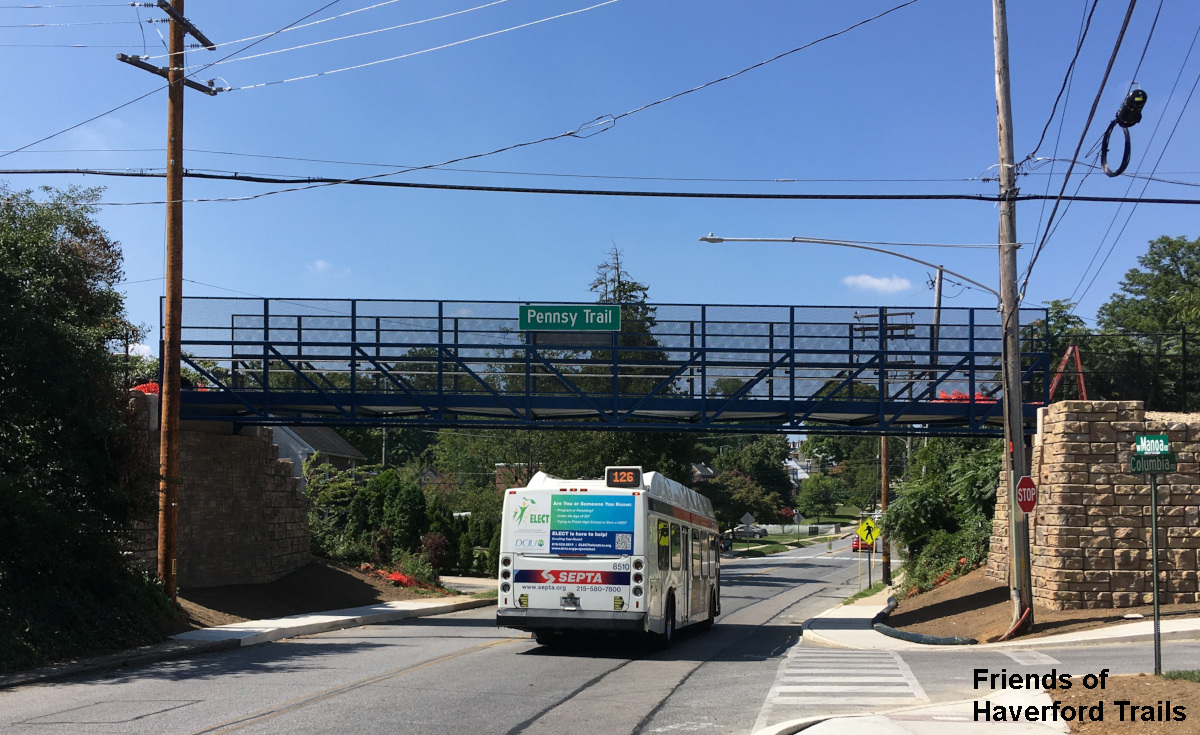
[1016,476,1038,513]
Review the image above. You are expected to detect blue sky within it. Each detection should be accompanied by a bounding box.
[2,0,1198,351]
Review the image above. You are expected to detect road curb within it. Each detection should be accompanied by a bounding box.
[0,638,240,690]
[1,597,496,690]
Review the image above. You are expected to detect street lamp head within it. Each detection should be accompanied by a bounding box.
[699,233,724,243]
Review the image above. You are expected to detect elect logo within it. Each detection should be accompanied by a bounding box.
[513,498,550,526]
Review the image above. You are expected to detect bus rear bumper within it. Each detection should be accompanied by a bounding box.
[496,608,646,632]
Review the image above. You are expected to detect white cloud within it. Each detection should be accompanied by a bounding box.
[129,342,155,358]
[842,274,912,294]
[309,259,350,277]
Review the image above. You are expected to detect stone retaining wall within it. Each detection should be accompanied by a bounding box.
[128,392,310,588]
[986,400,1200,609]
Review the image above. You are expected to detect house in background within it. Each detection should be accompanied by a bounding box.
[274,426,368,486]
[691,462,716,484]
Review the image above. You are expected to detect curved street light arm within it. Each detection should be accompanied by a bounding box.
[698,234,1002,302]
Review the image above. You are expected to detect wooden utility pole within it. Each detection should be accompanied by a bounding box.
[118,0,217,601]
[156,0,187,601]
[992,0,1033,630]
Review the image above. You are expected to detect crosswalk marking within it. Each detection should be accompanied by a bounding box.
[753,644,929,733]
[1002,650,1060,665]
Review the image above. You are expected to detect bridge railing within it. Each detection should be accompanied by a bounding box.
[168,298,1048,433]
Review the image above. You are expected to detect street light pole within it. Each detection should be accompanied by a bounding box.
[993,0,1033,632]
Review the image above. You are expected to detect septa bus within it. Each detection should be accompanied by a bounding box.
[495,466,720,645]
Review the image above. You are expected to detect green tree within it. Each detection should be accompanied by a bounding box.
[793,473,845,522]
[700,471,785,529]
[383,473,429,553]
[1098,235,1200,333]
[712,435,792,497]
[0,185,166,672]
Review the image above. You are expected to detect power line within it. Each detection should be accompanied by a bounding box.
[1020,0,1140,295]
[231,0,622,91]
[142,0,406,59]
[0,18,148,26]
[1072,25,1200,309]
[0,0,344,161]
[1067,15,1200,306]
[180,0,512,71]
[1030,1,1092,251]
[8,167,1200,205]
[93,0,926,205]
[1023,0,1101,162]
[1128,0,1163,87]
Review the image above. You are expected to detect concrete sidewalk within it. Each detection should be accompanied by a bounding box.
[802,587,1200,651]
[3,596,495,689]
[172,596,494,646]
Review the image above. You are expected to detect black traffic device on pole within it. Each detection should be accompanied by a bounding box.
[1102,89,1148,177]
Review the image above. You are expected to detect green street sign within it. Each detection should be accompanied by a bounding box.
[1130,452,1177,474]
[519,304,620,332]
[1135,434,1170,455]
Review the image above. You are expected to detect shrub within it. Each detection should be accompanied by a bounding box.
[421,532,452,574]
[457,534,475,575]
[391,550,439,587]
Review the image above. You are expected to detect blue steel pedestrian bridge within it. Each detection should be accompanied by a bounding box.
[170,298,1049,435]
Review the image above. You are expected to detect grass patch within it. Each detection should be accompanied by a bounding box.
[471,589,499,600]
[1162,670,1200,683]
[734,543,788,558]
[766,533,838,546]
[844,581,886,604]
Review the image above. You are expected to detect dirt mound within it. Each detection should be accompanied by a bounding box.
[172,559,442,632]
[886,568,1200,643]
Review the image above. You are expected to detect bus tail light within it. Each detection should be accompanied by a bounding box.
[501,582,511,593]
[633,572,643,584]
[632,559,644,571]
[500,555,512,568]
[501,569,511,580]
[632,586,643,597]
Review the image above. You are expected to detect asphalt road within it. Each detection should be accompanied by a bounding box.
[3,540,1196,735]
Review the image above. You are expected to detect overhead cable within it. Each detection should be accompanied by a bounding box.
[180,0,511,70]
[141,0,405,59]
[231,0,622,90]
[1020,0,1140,296]
[6,167,1200,206]
[1023,0,1101,163]
[1071,25,1200,308]
[0,0,344,161]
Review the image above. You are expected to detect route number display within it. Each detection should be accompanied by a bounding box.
[605,466,642,488]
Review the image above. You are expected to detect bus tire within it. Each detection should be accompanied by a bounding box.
[700,590,717,630]
[658,595,676,647]
[533,631,556,646]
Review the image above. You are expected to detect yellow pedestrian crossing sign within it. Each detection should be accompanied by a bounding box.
[856,518,879,545]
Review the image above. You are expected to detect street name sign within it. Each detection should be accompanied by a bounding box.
[1135,434,1170,455]
[519,304,620,331]
[1016,475,1038,514]
[1131,452,1177,474]
[856,518,879,544]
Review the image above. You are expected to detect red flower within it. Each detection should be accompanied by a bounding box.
[132,382,159,394]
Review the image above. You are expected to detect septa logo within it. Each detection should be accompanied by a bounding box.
[513,569,631,585]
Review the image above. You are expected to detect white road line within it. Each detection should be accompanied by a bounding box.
[1002,650,1060,665]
